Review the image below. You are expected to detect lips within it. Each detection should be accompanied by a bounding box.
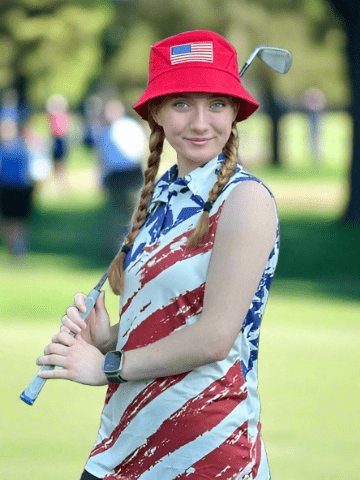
[186,138,212,145]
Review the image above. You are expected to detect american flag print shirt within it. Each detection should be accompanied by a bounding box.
[85,154,279,480]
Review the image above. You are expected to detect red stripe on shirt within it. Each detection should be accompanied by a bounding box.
[249,423,263,478]
[138,205,223,287]
[104,384,120,406]
[90,373,188,458]
[174,421,252,479]
[120,204,223,318]
[123,283,205,350]
[107,360,246,479]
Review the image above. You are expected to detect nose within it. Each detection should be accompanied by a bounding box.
[189,105,209,133]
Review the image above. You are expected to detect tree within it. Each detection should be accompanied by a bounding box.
[326,0,360,225]
[0,0,115,110]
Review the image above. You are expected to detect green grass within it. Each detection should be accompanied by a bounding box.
[260,293,360,480]
[1,114,360,479]
[1,261,359,480]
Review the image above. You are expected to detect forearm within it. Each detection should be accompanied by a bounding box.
[99,322,119,354]
[121,318,225,381]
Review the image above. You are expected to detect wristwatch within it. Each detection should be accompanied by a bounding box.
[103,350,127,384]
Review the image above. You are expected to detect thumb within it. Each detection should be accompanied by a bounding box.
[96,290,106,310]
[95,291,109,321]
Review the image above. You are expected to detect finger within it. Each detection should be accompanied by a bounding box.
[74,331,88,345]
[59,324,71,334]
[36,353,67,368]
[61,313,84,334]
[37,368,70,380]
[43,342,69,356]
[74,292,87,313]
[95,290,106,310]
[50,332,76,347]
[67,305,87,329]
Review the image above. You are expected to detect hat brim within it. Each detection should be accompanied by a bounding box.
[133,66,259,123]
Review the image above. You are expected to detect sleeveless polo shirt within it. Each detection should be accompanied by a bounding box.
[85,154,280,479]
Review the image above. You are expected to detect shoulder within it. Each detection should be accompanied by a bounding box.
[227,178,275,209]
[216,179,278,248]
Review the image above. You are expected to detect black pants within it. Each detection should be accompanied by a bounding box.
[80,470,101,480]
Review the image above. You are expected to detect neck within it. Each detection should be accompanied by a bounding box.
[177,152,222,178]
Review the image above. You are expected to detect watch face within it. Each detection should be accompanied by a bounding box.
[104,351,121,374]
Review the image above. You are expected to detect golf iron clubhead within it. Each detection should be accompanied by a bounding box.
[239,45,292,78]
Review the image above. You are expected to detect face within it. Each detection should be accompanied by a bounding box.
[154,93,238,177]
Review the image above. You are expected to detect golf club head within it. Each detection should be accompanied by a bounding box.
[239,45,292,77]
[257,46,292,74]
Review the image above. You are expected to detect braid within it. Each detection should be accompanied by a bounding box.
[186,122,239,249]
[108,122,165,295]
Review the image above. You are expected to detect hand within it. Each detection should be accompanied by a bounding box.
[59,291,111,353]
[36,332,108,386]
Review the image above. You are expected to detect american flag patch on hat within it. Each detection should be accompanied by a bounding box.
[170,42,213,65]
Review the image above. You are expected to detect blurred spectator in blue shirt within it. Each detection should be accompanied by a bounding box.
[91,99,146,259]
[0,118,34,260]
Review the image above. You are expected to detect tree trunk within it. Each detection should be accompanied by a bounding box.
[343,7,360,224]
[327,0,360,224]
[261,75,283,166]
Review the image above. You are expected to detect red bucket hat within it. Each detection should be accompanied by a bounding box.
[133,30,259,123]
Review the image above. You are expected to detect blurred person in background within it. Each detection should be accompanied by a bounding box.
[46,93,71,193]
[83,95,105,150]
[91,98,146,259]
[23,124,53,187]
[38,31,279,479]
[1,89,20,124]
[303,87,327,166]
[0,118,34,260]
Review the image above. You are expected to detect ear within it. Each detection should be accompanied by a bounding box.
[232,101,240,122]
[148,104,163,127]
[153,109,163,126]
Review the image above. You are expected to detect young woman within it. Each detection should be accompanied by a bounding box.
[37,30,279,479]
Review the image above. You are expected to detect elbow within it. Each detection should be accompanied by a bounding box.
[208,332,233,362]
[213,345,231,362]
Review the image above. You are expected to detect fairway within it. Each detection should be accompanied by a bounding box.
[1,262,359,479]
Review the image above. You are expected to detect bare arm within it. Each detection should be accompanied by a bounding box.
[37,180,277,384]
[121,180,277,380]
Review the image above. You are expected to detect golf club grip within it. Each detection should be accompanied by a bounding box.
[20,288,101,406]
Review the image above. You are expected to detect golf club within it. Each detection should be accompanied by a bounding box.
[239,45,292,78]
[20,44,292,406]
[20,269,109,405]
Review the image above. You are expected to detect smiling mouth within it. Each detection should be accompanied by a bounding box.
[186,138,212,145]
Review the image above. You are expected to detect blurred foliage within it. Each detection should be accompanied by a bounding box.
[0,0,350,112]
[0,0,115,108]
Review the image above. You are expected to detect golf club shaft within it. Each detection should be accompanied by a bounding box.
[239,63,250,78]
[20,282,106,406]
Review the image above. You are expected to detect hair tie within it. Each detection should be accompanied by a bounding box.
[203,201,213,213]
[121,244,131,254]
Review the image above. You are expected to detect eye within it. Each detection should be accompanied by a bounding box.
[211,100,226,109]
[173,100,189,109]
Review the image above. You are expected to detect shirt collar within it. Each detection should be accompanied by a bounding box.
[152,153,226,205]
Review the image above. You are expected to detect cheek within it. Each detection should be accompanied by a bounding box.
[217,116,234,139]
[162,117,184,140]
